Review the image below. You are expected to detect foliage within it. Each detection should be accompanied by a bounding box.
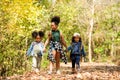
[0,0,120,76]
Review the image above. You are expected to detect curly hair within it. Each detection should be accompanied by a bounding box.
[32,31,44,38]
[51,16,60,25]
[39,31,44,37]
[32,31,38,38]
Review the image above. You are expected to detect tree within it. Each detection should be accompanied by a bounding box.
[87,0,95,62]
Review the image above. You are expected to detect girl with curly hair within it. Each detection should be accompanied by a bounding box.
[44,16,67,74]
[27,31,44,72]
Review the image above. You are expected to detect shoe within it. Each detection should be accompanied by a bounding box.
[76,64,80,72]
[48,71,52,75]
[56,70,61,74]
[35,69,39,73]
[71,68,77,74]
[76,64,80,69]
[77,73,82,78]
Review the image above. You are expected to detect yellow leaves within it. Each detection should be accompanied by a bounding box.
[6,0,47,32]
[13,0,33,2]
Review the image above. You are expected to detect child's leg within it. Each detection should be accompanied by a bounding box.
[55,52,60,71]
[70,54,75,68]
[70,54,76,74]
[49,61,54,72]
[72,59,75,69]
[55,52,60,74]
[32,56,37,71]
[75,56,80,71]
[37,56,42,70]
[48,50,56,74]
[71,55,76,74]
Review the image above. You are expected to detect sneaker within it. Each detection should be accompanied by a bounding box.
[76,65,80,72]
[48,71,52,75]
[77,68,80,72]
[76,64,80,69]
[56,70,61,74]
[35,69,39,73]
[71,68,77,74]
[77,73,82,78]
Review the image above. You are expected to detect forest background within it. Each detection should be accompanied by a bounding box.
[0,0,120,76]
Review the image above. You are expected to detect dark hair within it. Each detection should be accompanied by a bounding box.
[39,31,44,37]
[32,31,38,38]
[32,31,44,38]
[51,16,60,25]
[72,36,81,43]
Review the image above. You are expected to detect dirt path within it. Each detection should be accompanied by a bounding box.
[1,62,120,80]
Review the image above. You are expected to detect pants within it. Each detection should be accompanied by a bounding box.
[32,56,42,71]
[70,54,80,69]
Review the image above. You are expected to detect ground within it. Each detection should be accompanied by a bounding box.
[1,62,120,80]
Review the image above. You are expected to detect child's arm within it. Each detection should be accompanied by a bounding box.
[60,32,67,49]
[26,43,33,56]
[43,32,51,52]
[44,39,49,48]
[64,46,72,52]
[81,45,86,57]
[67,46,72,51]
[81,45,87,62]
[44,38,50,52]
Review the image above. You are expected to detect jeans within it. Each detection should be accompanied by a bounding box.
[70,54,80,69]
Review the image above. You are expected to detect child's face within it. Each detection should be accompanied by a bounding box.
[74,36,80,42]
[51,22,57,30]
[35,35,41,42]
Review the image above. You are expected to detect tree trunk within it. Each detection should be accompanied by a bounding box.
[110,37,114,59]
[50,0,56,6]
[111,43,114,58]
[88,0,95,62]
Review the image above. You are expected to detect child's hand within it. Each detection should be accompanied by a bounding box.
[43,47,46,53]
[26,56,29,60]
[64,49,68,53]
[83,56,87,62]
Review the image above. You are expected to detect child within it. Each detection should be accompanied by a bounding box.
[26,31,44,72]
[44,16,67,74]
[67,33,86,74]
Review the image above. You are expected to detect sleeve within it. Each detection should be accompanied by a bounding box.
[81,46,86,57]
[26,42,34,56]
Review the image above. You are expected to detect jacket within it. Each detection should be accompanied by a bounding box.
[68,42,86,56]
[26,41,44,56]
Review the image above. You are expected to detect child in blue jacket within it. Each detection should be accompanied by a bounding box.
[26,31,44,72]
[67,33,86,74]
